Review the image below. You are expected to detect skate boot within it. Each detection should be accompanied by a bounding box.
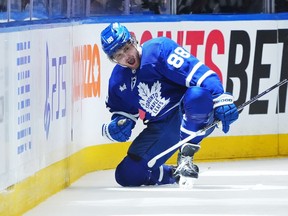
[173,143,200,188]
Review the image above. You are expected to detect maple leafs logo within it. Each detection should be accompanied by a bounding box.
[138,81,170,117]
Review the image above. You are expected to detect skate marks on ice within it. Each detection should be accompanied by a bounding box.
[24,158,288,216]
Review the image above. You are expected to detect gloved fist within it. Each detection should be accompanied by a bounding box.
[213,93,239,133]
[102,115,136,142]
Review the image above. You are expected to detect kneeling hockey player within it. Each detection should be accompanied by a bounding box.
[100,22,239,187]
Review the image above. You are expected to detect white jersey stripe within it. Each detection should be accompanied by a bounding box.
[158,165,164,182]
[197,70,216,87]
[112,111,139,122]
[185,61,203,87]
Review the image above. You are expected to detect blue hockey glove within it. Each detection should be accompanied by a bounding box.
[102,115,136,142]
[213,93,239,133]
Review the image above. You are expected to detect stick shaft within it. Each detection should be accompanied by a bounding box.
[147,79,288,168]
[237,78,288,112]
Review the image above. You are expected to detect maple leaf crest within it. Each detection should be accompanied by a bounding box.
[138,81,170,117]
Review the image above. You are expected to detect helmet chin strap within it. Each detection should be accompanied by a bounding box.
[136,45,142,58]
[129,37,141,57]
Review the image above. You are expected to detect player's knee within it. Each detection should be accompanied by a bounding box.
[181,87,215,142]
[115,156,151,187]
[183,87,213,115]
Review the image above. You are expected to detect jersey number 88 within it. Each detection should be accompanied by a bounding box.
[167,47,190,68]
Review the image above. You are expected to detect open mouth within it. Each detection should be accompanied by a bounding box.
[128,57,135,65]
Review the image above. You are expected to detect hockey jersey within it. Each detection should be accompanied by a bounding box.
[105,37,224,123]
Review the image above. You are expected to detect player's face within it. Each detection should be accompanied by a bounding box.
[112,42,140,70]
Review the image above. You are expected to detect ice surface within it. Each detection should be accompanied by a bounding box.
[24,158,288,216]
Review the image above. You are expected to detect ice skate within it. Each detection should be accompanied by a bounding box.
[173,143,200,189]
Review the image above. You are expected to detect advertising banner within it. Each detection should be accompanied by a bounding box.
[0,25,72,190]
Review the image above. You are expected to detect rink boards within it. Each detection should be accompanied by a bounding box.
[0,14,288,215]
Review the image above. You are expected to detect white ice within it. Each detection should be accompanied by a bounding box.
[24,158,288,216]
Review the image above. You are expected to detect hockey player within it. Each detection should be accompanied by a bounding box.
[100,22,238,187]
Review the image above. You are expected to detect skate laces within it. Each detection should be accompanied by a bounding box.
[175,155,196,174]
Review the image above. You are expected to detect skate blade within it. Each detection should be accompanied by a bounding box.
[179,176,196,189]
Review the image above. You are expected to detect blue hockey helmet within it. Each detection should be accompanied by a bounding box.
[101,22,132,58]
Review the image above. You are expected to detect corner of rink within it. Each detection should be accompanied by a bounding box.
[0,142,130,216]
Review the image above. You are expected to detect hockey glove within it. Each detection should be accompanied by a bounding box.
[213,93,239,133]
[102,115,136,142]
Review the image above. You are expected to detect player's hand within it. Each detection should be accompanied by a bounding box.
[102,115,135,142]
[213,93,239,133]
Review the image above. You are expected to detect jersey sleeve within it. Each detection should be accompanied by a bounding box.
[105,66,139,121]
[156,37,224,98]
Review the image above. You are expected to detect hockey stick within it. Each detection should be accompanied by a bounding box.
[147,78,288,168]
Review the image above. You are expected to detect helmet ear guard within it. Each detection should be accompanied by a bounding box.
[100,22,132,58]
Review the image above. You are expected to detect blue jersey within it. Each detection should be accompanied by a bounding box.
[106,37,224,122]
